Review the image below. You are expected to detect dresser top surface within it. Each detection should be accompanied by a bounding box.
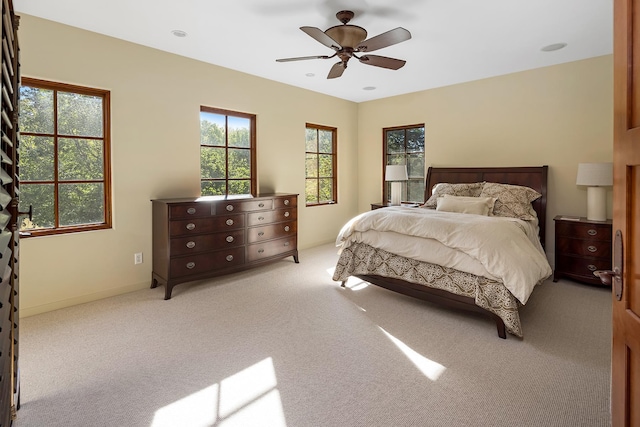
[152,193,298,204]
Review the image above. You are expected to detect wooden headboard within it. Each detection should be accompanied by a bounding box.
[425,166,549,249]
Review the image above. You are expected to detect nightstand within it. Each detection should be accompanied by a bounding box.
[553,216,612,286]
[371,203,421,210]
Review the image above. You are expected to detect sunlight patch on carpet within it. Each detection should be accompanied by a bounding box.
[151,357,286,427]
[379,327,446,381]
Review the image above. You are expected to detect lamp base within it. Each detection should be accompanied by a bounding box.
[586,186,607,221]
[390,181,402,206]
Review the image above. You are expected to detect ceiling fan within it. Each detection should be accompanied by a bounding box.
[276,10,412,79]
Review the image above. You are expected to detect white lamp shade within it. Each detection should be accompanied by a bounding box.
[576,162,613,186]
[576,162,612,221]
[385,165,408,181]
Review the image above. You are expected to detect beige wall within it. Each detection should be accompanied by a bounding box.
[19,15,360,316]
[358,55,613,262]
[19,14,613,317]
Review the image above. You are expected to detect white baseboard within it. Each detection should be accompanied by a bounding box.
[19,281,150,318]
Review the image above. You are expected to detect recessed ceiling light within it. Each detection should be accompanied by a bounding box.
[541,43,567,52]
[305,73,315,77]
[363,86,376,91]
[171,30,187,38]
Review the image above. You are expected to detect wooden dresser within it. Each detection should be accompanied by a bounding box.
[553,216,612,286]
[151,193,299,299]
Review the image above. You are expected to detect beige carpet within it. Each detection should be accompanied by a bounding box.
[16,243,611,427]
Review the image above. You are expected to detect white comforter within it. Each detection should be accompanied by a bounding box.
[336,207,552,304]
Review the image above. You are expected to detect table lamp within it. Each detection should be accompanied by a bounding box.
[576,162,613,221]
[385,165,408,206]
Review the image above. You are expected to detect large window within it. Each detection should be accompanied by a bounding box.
[383,124,425,203]
[305,123,337,206]
[18,78,111,236]
[200,107,256,196]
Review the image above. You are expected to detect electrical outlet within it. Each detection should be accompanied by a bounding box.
[134,252,143,265]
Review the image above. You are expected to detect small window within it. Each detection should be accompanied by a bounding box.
[18,78,112,236]
[383,124,425,204]
[200,106,256,196]
[305,123,337,206]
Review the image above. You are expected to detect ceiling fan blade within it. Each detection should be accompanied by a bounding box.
[356,27,411,52]
[359,55,406,70]
[301,26,342,50]
[327,62,346,79]
[276,55,331,63]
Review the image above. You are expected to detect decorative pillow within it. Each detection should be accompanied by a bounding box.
[423,182,484,208]
[436,195,497,216]
[479,182,541,220]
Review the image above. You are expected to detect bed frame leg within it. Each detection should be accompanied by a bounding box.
[496,320,506,339]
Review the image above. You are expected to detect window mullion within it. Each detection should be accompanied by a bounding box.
[53,89,60,229]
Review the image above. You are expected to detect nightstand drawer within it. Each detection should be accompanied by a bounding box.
[556,237,611,258]
[555,255,611,284]
[555,221,611,241]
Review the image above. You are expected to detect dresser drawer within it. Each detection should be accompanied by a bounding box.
[555,221,611,241]
[247,209,297,226]
[247,221,297,243]
[169,214,244,236]
[247,236,296,262]
[214,199,273,214]
[168,202,213,219]
[556,237,611,258]
[274,196,297,209]
[169,230,245,256]
[170,247,245,278]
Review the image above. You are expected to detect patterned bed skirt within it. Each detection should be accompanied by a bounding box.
[332,242,523,337]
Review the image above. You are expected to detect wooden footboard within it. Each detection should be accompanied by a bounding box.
[342,274,507,339]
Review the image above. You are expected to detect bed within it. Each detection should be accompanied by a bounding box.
[332,166,551,339]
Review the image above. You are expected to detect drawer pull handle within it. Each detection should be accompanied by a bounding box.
[284,226,290,232]
[186,262,196,269]
[226,236,234,243]
[226,219,234,226]
[186,241,196,249]
[187,207,196,215]
[587,264,597,271]
[186,223,196,231]
[587,229,597,236]
[226,255,234,262]
[258,249,264,254]
[284,242,290,247]
[226,205,234,212]
[284,212,290,217]
[258,216,264,221]
[587,245,597,253]
[284,199,290,205]
[259,202,265,208]
[258,232,264,237]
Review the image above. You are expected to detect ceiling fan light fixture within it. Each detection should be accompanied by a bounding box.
[325,25,367,48]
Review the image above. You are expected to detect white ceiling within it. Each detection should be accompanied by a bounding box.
[14,0,613,103]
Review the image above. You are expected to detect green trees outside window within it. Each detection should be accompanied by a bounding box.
[383,124,425,204]
[305,124,337,206]
[18,78,111,236]
[200,107,256,196]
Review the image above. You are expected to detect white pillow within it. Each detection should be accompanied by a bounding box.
[436,195,497,216]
